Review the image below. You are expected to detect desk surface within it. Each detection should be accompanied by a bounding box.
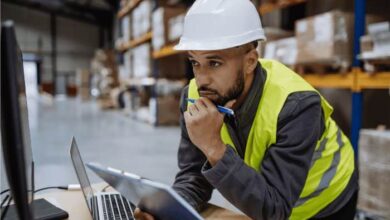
[36,184,250,220]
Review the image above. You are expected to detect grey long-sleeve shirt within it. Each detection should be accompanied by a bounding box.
[172,63,358,220]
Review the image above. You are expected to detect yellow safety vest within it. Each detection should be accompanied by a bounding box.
[187,59,355,219]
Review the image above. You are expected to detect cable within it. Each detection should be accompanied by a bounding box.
[0,189,10,195]
[101,184,111,192]
[34,186,68,194]
[0,195,10,208]
[0,185,71,219]
[1,195,12,219]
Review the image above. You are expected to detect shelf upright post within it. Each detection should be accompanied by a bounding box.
[350,0,366,157]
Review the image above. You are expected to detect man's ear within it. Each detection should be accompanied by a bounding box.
[244,48,259,75]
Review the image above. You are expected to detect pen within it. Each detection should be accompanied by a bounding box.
[186,98,235,116]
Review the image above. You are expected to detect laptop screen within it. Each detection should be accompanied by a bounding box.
[70,137,94,212]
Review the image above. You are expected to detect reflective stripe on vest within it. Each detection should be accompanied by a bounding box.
[187,59,355,219]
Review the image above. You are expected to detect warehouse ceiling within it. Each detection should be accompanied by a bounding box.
[2,0,118,26]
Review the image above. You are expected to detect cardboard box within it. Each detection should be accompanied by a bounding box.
[76,69,90,87]
[358,129,390,218]
[79,87,90,100]
[295,10,353,67]
[155,95,181,125]
[157,54,187,79]
[133,43,151,78]
[152,7,186,51]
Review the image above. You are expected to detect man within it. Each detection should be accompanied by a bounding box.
[135,0,358,219]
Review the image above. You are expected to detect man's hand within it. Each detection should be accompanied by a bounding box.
[184,97,235,166]
[134,208,155,220]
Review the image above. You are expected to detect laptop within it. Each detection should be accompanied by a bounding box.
[70,137,135,220]
[86,162,204,220]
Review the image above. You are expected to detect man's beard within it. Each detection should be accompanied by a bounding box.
[198,72,245,106]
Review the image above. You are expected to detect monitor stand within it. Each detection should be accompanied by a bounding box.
[1,198,68,220]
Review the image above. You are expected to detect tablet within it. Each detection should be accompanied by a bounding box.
[86,162,204,220]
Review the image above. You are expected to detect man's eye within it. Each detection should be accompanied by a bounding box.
[210,61,221,67]
[190,60,199,66]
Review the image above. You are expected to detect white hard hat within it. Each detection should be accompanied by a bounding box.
[174,0,266,51]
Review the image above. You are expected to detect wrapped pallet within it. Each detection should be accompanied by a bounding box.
[295,10,353,69]
[358,129,390,218]
[121,15,131,41]
[152,7,186,51]
[258,27,293,57]
[264,37,297,66]
[132,0,151,39]
[149,79,186,125]
[132,43,151,78]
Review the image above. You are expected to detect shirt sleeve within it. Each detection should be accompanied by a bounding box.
[202,91,324,220]
[172,86,214,212]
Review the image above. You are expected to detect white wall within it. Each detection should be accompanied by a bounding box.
[2,3,100,94]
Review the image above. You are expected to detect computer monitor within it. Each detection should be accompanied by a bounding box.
[1,20,69,220]
[1,20,34,219]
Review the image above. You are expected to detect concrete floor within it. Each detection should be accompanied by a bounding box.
[29,97,181,188]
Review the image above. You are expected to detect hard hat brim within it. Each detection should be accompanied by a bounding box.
[173,29,266,51]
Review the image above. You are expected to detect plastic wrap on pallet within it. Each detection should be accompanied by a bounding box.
[368,22,390,56]
[152,7,186,51]
[258,27,293,57]
[152,8,165,51]
[295,10,353,67]
[358,129,390,219]
[119,50,132,80]
[264,37,297,66]
[122,15,131,41]
[155,79,186,96]
[168,14,185,42]
[132,0,151,39]
[133,43,151,78]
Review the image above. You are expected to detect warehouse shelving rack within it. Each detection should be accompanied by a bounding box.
[117,0,144,19]
[117,0,390,150]
[117,0,190,125]
[119,31,152,52]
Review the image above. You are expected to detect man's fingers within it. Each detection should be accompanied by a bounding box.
[224,99,236,109]
[184,111,191,120]
[134,208,154,220]
[188,104,199,116]
[194,99,207,112]
[198,97,214,108]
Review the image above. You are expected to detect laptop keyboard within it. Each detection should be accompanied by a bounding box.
[101,194,135,220]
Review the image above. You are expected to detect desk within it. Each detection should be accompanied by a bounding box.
[36,184,250,220]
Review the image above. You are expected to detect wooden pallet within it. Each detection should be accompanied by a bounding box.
[363,59,390,73]
[293,61,350,75]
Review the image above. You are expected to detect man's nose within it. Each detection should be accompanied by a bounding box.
[194,68,211,87]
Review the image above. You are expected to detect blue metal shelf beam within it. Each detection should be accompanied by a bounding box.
[351,0,366,156]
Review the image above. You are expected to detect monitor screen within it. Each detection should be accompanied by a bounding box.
[1,20,34,219]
